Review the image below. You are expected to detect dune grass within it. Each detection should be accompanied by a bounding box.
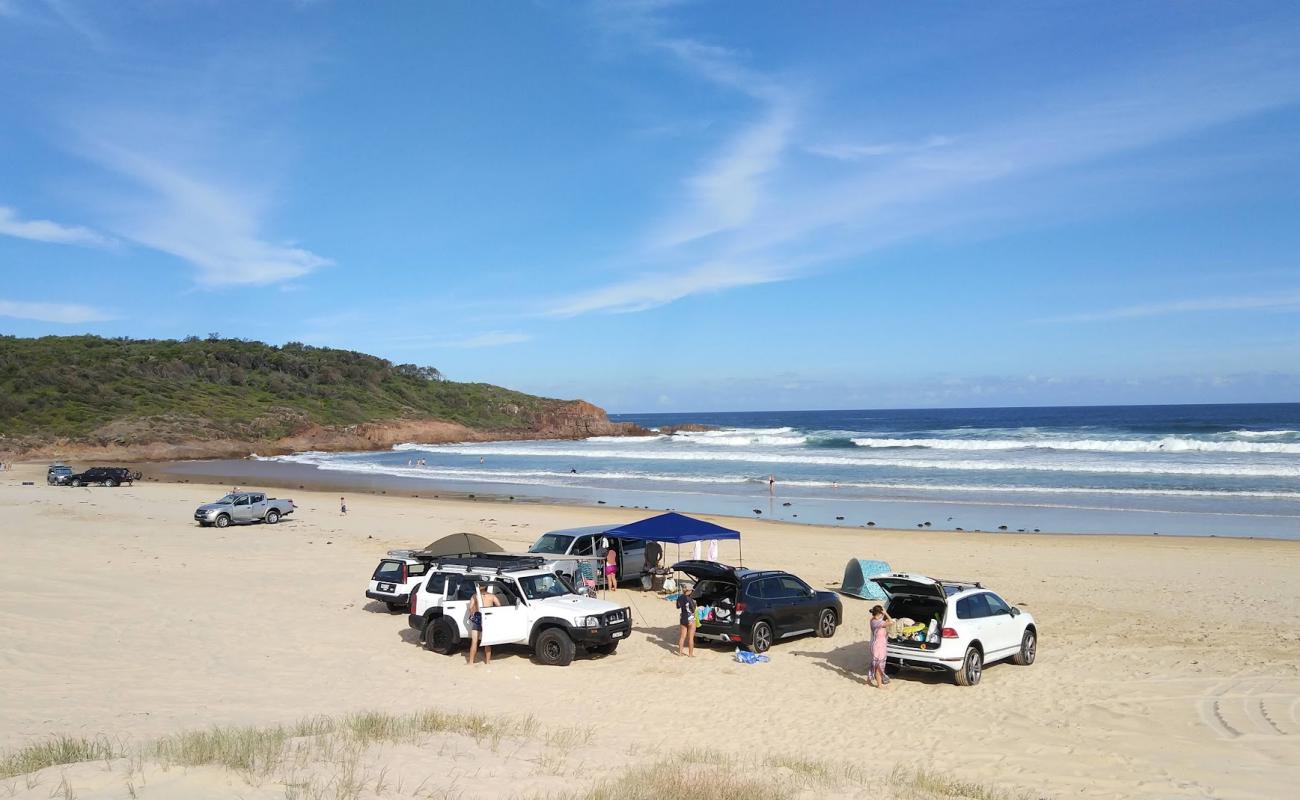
[0,735,118,779]
[2,713,1036,800]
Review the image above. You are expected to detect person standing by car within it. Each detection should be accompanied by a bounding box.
[869,604,892,688]
[467,585,502,666]
[676,584,697,657]
[604,545,618,593]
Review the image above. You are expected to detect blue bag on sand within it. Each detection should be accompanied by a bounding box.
[734,649,770,664]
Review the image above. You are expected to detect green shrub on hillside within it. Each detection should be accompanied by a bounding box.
[0,335,566,442]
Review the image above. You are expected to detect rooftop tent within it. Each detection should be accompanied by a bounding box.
[421,532,502,556]
[605,512,740,544]
[840,559,892,601]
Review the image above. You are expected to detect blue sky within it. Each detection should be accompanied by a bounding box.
[2,1,1299,412]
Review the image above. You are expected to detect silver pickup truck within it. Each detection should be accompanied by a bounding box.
[194,492,296,528]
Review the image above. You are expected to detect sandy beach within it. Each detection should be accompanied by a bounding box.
[2,462,1298,799]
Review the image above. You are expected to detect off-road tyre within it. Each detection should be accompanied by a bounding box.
[535,628,576,666]
[214,514,231,529]
[1012,629,1036,666]
[426,617,459,655]
[955,646,983,686]
[70,478,82,487]
[104,478,117,488]
[265,510,280,525]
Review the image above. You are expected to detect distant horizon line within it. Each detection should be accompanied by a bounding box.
[607,400,1300,417]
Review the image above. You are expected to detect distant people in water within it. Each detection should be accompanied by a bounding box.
[340,496,347,515]
[768,474,776,494]
[570,468,578,474]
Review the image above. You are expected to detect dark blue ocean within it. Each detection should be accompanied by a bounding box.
[270,403,1300,539]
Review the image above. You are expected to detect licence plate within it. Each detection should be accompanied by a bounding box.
[612,631,624,638]
[378,583,395,592]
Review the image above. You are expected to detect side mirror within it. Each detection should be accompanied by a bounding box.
[1010,607,1021,617]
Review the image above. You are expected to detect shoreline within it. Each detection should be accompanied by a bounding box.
[126,457,1300,542]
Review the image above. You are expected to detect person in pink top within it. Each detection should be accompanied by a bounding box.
[868,604,893,688]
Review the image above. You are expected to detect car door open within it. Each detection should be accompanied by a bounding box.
[478,583,532,647]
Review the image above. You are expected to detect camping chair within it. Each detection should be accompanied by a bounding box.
[576,560,597,595]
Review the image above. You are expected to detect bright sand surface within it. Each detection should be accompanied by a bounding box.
[2,463,1299,799]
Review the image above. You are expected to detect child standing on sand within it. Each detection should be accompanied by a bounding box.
[869,605,892,688]
[340,496,347,515]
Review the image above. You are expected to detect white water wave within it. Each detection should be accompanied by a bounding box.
[849,436,1300,454]
[268,453,1300,500]
[386,444,1300,478]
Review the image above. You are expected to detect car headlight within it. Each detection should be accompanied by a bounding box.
[583,616,601,628]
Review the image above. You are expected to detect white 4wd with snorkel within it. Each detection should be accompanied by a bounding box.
[872,573,1038,686]
[407,555,631,666]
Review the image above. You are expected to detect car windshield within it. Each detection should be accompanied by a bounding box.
[50,467,71,474]
[517,573,576,600]
[215,494,240,504]
[528,534,574,554]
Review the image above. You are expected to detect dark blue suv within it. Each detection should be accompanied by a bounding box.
[673,560,842,652]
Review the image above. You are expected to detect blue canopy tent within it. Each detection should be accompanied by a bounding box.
[605,512,743,566]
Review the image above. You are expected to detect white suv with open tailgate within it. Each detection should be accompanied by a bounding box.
[407,555,631,666]
[365,550,432,612]
[872,573,1037,686]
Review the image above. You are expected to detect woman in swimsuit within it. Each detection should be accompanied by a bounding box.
[466,584,501,665]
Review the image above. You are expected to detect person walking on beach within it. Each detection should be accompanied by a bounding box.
[868,605,892,688]
[676,584,697,657]
[340,496,347,515]
[467,584,502,665]
[768,474,775,494]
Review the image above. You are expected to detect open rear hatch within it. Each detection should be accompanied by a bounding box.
[672,561,741,630]
[871,573,948,649]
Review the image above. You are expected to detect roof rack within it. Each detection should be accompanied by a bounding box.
[937,578,984,589]
[424,554,548,574]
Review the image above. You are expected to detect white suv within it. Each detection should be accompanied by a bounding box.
[365,551,433,612]
[407,556,631,666]
[872,573,1037,686]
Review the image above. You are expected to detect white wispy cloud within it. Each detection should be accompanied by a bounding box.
[548,260,791,317]
[0,205,116,247]
[79,139,331,287]
[427,331,533,349]
[0,298,116,323]
[804,135,953,162]
[1047,291,1300,323]
[551,8,1300,318]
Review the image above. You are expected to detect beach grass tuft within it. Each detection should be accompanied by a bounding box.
[0,736,118,779]
[890,765,1040,800]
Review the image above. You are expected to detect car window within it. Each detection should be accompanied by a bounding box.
[518,573,571,600]
[984,593,1012,616]
[373,560,404,581]
[453,578,479,601]
[233,495,250,506]
[424,573,446,594]
[528,534,573,555]
[572,536,595,556]
[408,563,428,577]
[619,538,645,552]
[956,594,992,619]
[778,576,811,598]
[743,579,765,599]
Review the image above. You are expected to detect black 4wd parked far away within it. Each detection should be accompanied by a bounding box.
[673,560,843,653]
[66,467,139,487]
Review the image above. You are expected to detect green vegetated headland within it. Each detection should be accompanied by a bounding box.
[0,334,624,454]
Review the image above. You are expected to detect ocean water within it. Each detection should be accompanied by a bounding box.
[267,404,1300,539]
